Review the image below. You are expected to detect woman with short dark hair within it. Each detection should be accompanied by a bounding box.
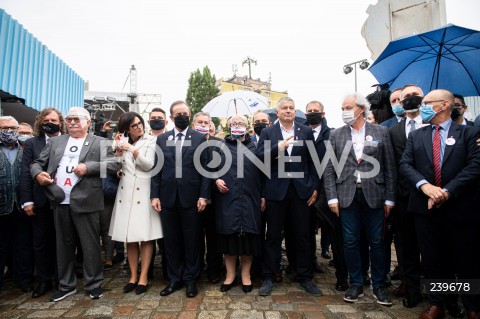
[109,112,162,295]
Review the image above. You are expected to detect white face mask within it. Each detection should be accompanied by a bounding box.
[342,107,361,126]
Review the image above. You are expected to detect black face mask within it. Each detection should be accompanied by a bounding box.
[253,123,268,135]
[305,112,323,125]
[173,115,190,130]
[41,122,60,135]
[402,95,423,111]
[451,108,461,121]
[150,119,165,130]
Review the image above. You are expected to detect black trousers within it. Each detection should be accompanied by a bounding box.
[0,206,33,289]
[32,204,57,283]
[415,212,480,311]
[161,202,203,284]
[395,198,421,294]
[202,202,223,278]
[263,184,313,283]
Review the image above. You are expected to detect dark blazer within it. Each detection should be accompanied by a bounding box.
[30,133,119,212]
[399,123,480,220]
[324,121,397,209]
[312,118,332,162]
[380,116,400,128]
[20,135,48,207]
[256,121,319,201]
[150,127,210,208]
[389,119,411,198]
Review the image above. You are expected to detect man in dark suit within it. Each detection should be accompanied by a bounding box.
[191,111,223,284]
[20,108,65,298]
[324,93,396,306]
[0,116,32,294]
[251,111,271,144]
[400,89,480,319]
[388,87,424,308]
[380,88,405,128]
[31,107,119,302]
[304,101,349,291]
[257,97,322,297]
[151,101,210,298]
[452,94,474,126]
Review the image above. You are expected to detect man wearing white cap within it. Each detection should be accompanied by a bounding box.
[31,107,119,302]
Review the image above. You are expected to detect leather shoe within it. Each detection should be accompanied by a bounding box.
[393,282,407,297]
[208,275,220,284]
[446,302,465,318]
[466,310,480,319]
[123,282,137,293]
[18,282,34,293]
[160,282,183,296]
[274,271,283,283]
[220,278,237,292]
[135,283,148,295]
[186,283,198,298]
[321,251,331,259]
[335,280,348,292]
[313,261,324,273]
[242,284,253,293]
[32,281,52,298]
[419,305,445,319]
[402,292,422,308]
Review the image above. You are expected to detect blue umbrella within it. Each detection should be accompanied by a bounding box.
[369,24,480,97]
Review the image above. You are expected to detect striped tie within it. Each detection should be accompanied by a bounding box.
[432,125,442,187]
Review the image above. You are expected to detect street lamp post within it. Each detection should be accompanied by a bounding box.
[343,59,370,92]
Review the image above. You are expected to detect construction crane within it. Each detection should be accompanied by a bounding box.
[127,65,139,112]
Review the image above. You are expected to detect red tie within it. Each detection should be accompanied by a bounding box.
[432,125,442,187]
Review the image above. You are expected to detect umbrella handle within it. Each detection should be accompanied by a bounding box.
[234,98,237,115]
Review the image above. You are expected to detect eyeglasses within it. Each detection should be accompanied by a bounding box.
[421,100,445,106]
[0,126,18,131]
[231,122,247,128]
[454,103,466,108]
[18,131,33,136]
[65,116,87,123]
[130,122,143,130]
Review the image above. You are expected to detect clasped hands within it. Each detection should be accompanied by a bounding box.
[420,183,449,209]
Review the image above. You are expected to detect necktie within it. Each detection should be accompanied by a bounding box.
[409,119,416,132]
[432,125,442,187]
[176,132,183,142]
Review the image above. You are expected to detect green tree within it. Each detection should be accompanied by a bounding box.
[186,66,220,118]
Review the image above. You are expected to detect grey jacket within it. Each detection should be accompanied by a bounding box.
[324,121,397,209]
[30,133,120,212]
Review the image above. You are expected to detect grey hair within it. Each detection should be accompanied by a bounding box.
[345,92,370,117]
[0,116,18,125]
[193,111,211,122]
[229,114,248,126]
[276,97,295,109]
[67,107,91,120]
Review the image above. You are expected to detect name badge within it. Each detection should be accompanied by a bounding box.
[446,137,456,146]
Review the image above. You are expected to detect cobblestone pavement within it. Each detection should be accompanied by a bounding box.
[0,238,458,319]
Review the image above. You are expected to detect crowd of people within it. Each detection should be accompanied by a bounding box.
[0,85,479,319]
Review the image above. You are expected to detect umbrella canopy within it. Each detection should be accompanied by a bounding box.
[202,90,269,118]
[262,108,306,124]
[369,24,480,97]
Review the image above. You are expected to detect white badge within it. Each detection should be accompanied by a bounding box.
[365,135,373,142]
[446,137,456,146]
[167,135,173,140]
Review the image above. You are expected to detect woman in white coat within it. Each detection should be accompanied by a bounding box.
[109,112,162,295]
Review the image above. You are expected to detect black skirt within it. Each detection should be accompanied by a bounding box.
[217,233,262,257]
